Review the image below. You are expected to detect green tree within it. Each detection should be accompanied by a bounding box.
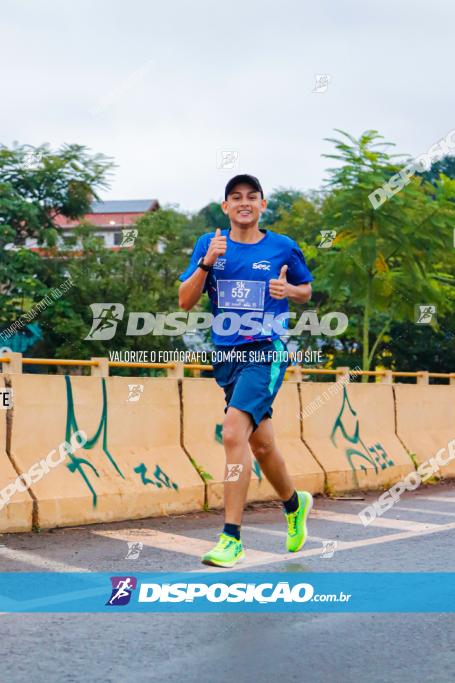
[0,143,113,328]
[262,188,305,227]
[193,202,230,231]
[370,153,455,376]
[274,131,455,376]
[34,208,196,364]
[381,313,455,378]
[320,130,455,374]
[0,143,112,246]
[420,155,455,185]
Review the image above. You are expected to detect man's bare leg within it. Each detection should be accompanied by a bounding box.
[249,416,313,553]
[222,406,254,525]
[203,409,311,566]
[249,417,294,500]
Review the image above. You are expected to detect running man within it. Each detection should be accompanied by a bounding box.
[88,305,122,339]
[109,577,133,604]
[178,174,314,568]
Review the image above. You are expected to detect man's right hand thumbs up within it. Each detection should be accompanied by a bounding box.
[269,263,289,299]
[204,228,227,266]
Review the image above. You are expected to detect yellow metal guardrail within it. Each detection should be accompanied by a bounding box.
[0,355,454,382]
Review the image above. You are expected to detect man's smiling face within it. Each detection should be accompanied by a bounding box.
[222,183,267,228]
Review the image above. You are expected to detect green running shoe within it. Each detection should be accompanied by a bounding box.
[201,533,245,568]
[285,491,313,552]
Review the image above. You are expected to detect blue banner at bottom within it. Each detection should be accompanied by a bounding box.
[0,572,454,612]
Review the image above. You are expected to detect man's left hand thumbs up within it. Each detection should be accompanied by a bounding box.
[269,264,289,299]
[279,264,288,280]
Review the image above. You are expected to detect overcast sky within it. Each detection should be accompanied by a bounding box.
[2,0,454,212]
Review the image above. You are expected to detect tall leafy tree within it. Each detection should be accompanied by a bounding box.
[193,202,230,231]
[34,208,196,363]
[0,143,113,246]
[420,155,455,185]
[0,143,113,328]
[273,131,455,375]
[319,130,455,374]
[261,189,305,227]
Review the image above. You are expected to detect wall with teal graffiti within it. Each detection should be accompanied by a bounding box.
[330,385,395,476]
[64,376,178,507]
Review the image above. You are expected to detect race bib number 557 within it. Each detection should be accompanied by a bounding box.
[217,279,265,310]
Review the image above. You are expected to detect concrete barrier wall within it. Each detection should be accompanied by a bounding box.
[182,378,266,508]
[301,382,415,493]
[7,374,204,529]
[0,373,454,532]
[182,379,324,508]
[0,376,33,532]
[395,385,455,477]
[267,382,325,494]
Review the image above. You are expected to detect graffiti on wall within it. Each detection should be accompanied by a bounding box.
[214,423,223,445]
[330,385,394,477]
[134,463,178,490]
[64,376,178,506]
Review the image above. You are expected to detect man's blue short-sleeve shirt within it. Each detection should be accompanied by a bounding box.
[178,228,313,346]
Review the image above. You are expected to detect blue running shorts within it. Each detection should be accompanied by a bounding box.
[211,338,290,431]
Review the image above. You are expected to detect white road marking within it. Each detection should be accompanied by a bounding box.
[242,525,329,543]
[0,495,452,578]
[226,520,455,571]
[310,509,440,531]
[92,529,282,566]
[3,521,455,610]
[415,496,455,504]
[92,517,455,572]
[93,528,330,569]
[392,505,455,518]
[0,545,90,573]
[241,525,285,537]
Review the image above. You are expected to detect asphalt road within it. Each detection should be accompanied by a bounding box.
[2,481,455,683]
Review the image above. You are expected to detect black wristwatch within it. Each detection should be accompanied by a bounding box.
[197,256,211,272]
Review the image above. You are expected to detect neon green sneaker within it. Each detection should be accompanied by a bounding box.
[201,533,245,568]
[285,491,313,552]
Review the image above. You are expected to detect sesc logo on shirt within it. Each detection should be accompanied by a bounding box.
[252,260,271,271]
[213,258,226,270]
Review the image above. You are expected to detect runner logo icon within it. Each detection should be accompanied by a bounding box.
[85,303,124,340]
[106,576,137,605]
